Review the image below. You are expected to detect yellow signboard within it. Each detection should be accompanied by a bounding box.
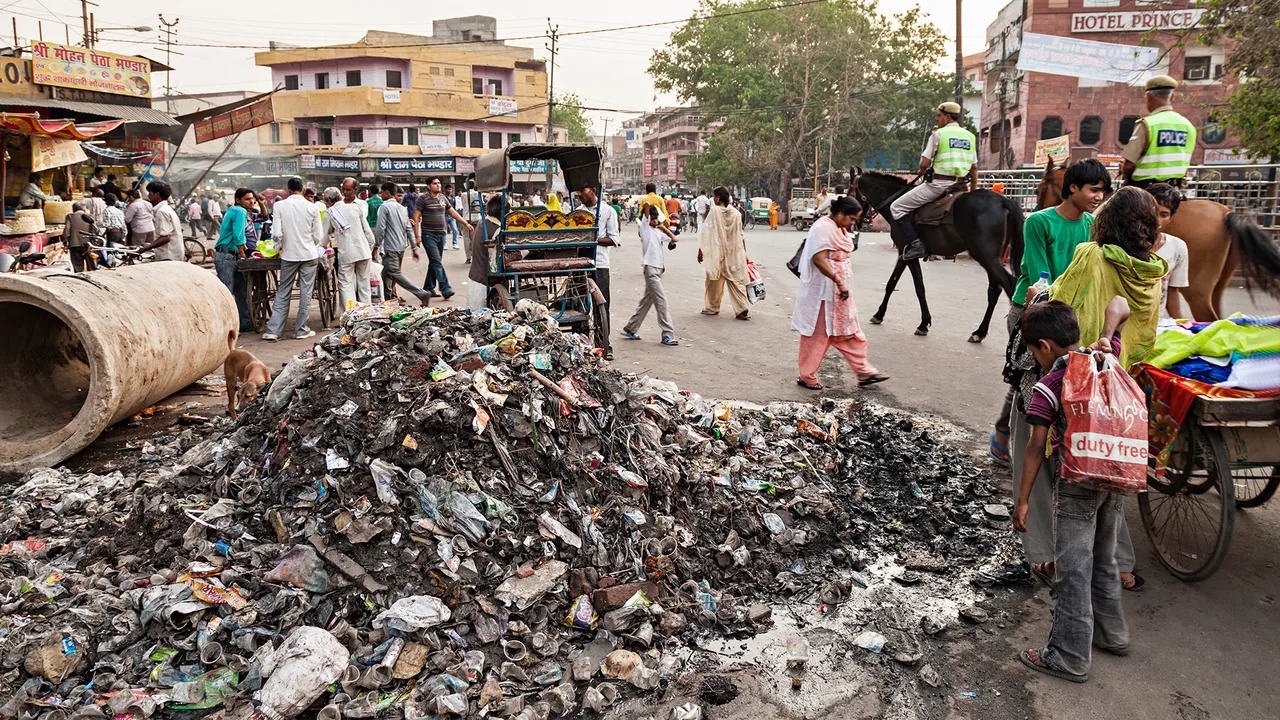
[32,136,89,172]
[1034,135,1070,167]
[0,58,35,94]
[30,41,151,98]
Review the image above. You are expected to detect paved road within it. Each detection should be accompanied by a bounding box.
[242,224,1280,719]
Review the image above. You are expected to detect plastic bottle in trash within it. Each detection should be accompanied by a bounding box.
[1030,271,1050,298]
[785,636,810,668]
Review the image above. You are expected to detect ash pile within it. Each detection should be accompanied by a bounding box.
[0,301,1022,720]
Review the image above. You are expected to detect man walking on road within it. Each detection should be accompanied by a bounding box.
[691,189,711,234]
[414,177,473,299]
[375,181,431,305]
[579,184,619,359]
[138,181,186,264]
[325,179,376,310]
[263,177,324,341]
[621,205,679,346]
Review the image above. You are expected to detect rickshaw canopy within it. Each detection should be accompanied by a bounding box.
[473,143,603,193]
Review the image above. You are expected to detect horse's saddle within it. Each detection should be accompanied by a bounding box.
[912,192,962,227]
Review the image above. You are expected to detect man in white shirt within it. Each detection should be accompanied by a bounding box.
[579,184,619,359]
[206,195,223,240]
[123,189,155,247]
[691,190,711,234]
[264,177,325,341]
[88,167,106,189]
[324,178,376,309]
[620,204,679,346]
[1147,182,1191,319]
[137,181,187,263]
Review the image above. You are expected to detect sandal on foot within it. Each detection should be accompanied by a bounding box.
[662,337,680,346]
[1020,649,1087,684]
[797,379,823,390]
[1031,561,1055,586]
[620,331,641,340]
[990,431,1011,466]
[700,310,720,316]
[857,373,890,387]
[735,311,751,320]
[1122,572,1145,592]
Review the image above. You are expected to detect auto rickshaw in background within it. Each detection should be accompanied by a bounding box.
[748,197,772,230]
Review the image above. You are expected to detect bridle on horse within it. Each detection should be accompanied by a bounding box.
[851,173,916,232]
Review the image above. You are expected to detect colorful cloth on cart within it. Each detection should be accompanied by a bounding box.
[1145,316,1280,369]
[1131,363,1280,471]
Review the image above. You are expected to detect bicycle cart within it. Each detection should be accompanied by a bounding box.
[473,143,607,347]
[238,254,339,333]
[1135,364,1280,581]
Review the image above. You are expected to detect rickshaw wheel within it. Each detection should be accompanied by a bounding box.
[318,264,337,328]
[246,271,272,334]
[1233,465,1280,509]
[1139,425,1235,581]
[491,284,515,312]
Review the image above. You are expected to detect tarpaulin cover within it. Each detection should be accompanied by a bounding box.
[0,113,124,140]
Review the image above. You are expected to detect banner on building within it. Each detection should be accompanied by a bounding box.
[32,135,88,171]
[1069,8,1207,33]
[383,89,401,104]
[489,98,518,117]
[30,42,151,98]
[419,137,450,153]
[0,58,32,94]
[263,158,299,175]
[510,159,556,174]
[313,155,361,172]
[420,119,449,134]
[195,97,274,144]
[456,157,475,174]
[1016,32,1158,85]
[376,157,456,173]
[1034,135,1071,167]
[643,153,652,176]
[666,151,678,180]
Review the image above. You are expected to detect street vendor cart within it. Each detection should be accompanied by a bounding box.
[1133,363,1280,581]
[238,253,338,333]
[473,143,607,348]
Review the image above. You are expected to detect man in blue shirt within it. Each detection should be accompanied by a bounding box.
[215,188,256,331]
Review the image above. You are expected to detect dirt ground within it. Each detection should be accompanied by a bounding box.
[65,226,1280,719]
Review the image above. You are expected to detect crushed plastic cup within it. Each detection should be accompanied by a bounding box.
[785,636,810,668]
[854,631,886,653]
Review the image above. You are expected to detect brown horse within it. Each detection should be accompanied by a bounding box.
[1036,159,1280,320]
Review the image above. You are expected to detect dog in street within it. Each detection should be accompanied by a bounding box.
[224,331,271,421]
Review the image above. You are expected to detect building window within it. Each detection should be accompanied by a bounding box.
[407,128,418,145]
[508,132,521,145]
[386,70,402,88]
[470,130,483,148]
[1079,116,1102,145]
[346,70,361,87]
[456,130,467,147]
[347,127,364,143]
[319,127,333,145]
[472,77,484,95]
[1183,56,1211,81]
[297,128,309,145]
[1013,115,1022,129]
[388,127,404,145]
[489,80,503,95]
[1118,116,1139,145]
[1040,116,1063,140]
[430,66,440,76]
[315,72,329,89]
[445,68,454,77]
[284,74,299,90]
[525,74,534,84]
[270,123,280,144]
[489,131,502,149]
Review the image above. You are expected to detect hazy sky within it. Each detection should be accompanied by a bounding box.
[6,0,1008,132]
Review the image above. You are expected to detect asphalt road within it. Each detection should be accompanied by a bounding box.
[231,224,1280,719]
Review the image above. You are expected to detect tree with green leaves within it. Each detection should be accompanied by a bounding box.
[1194,0,1279,160]
[550,93,594,143]
[648,0,951,190]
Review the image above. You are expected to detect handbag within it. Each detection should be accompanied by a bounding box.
[746,260,766,303]
[786,239,806,278]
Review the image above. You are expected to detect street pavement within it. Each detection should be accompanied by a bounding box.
[241,223,1280,719]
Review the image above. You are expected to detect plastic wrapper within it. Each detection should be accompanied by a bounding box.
[563,594,598,630]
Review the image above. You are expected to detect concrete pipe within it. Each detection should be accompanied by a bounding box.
[0,263,237,472]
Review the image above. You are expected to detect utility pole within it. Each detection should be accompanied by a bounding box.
[80,0,90,47]
[544,19,558,191]
[997,26,1009,169]
[954,0,964,105]
[159,15,179,113]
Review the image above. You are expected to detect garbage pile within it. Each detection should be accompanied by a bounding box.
[0,301,1021,720]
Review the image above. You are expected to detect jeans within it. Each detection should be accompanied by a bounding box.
[336,258,371,309]
[1039,479,1130,677]
[381,250,429,303]
[447,217,460,247]
[215,250,253,330]
[625,265,674,340]
[422,232,451,295]
[593,268,611,352]
[266,258,319,337]
[995,303,1026,437]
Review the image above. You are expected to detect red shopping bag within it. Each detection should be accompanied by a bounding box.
[1059,352,1150,494]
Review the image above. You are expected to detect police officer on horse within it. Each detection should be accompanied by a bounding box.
[890,101,978,262]
[1121,75,1197,189]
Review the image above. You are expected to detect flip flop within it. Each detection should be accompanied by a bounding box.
[700,310,720,316]
[1122,572,1145,592]
[735,311,751,320]
[796,379,823,390]
[1031,561,1055,587]
[990,432,1011,466]
[858,373,890,387]
[1019,649,1087,684]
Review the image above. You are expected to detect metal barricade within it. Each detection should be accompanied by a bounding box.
[976,169,1044,213]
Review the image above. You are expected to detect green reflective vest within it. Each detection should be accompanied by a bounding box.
[1133,109,1196,182]
[933,123,977,177]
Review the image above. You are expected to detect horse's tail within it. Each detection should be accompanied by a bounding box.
[1001,195,1025,279]
[1226,213,1280,296]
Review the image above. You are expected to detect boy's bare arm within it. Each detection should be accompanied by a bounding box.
[1013,424,1050,533]
[1092,295,1131,354]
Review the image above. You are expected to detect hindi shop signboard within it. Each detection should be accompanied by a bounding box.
[1070,8,1207,34]
[1016,32,1158,85]
[488,98,518,117]
[30,42,151,98]
[195,97,276,144]
[1034,135,1071,167]
[375,157,456,173]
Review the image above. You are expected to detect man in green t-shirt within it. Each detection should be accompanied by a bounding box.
[994,158,1111,463]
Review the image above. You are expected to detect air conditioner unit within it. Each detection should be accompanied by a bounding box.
[1186,65,1208,81]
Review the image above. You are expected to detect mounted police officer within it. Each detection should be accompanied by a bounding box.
[891,101,978,262]
[1121,75,1197,188]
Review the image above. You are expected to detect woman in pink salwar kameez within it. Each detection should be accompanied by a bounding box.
[792,195,890,390]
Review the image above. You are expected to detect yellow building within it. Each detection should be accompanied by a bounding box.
[255,18,548,184]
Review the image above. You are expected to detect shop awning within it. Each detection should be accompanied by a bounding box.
[0,113,124,139]
[0,97,179,126]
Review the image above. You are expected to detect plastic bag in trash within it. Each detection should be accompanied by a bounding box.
[374,595,452,632]
[258,626,350,720]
